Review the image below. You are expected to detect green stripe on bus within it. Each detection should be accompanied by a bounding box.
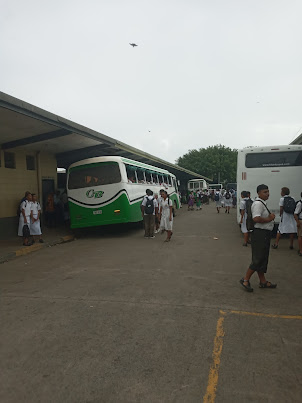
[69,193,179,229]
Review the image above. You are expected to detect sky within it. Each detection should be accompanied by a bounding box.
[1,0,302,163]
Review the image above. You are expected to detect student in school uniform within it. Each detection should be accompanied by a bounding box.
[239,191,251,246]
[30,194,44,243]
[221,189,226,209]
[214,189,222,213]
[271,187,297,250]
[159,190,173,242]
[196,190,202,210]
[224,190,232,214]
[153,193,160,234]
[294,192,302,256]
[141,189,158,238]
[18,192,33,246]
[240,184,276,292]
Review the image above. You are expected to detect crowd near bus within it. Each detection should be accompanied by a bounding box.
[15,148,302,260]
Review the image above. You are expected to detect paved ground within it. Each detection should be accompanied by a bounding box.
[0,226,73,262]
[1,203,301,403]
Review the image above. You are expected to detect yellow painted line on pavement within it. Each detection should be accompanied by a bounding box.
[229,310,302,320]
[203,310,226,403]
[61,235,74,242]
[15,244,43,257]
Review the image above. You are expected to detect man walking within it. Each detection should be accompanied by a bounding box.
[141,189,158,238]
[240,184,277,292]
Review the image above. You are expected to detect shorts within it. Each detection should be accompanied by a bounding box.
[249,228,271,273]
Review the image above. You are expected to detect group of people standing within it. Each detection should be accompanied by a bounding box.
[18,189,70,246]
[18,191,43,246]
[240,186,302,255]
[141,189,173,242]
[214,188,236,214]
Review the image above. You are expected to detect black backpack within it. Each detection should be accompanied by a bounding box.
[246,199,271,231]
[214,193,220,201]
[245,199,254,231]
[283,196,296,214]
[225,192,231,199]
[22,224,30,238]
[144,197,154,214]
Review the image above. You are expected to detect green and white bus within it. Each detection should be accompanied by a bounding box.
[67,156,180,229]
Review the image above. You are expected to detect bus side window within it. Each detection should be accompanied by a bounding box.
[126,165,137,183]
[137,169,145,183]
[145,171,152,184]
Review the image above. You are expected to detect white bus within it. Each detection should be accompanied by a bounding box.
[187,178,208,192]
[67,156,180,229]
[208,183,223,190]
[237,145,302,225]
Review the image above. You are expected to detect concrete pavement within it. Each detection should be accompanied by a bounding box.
[1,203,301,402]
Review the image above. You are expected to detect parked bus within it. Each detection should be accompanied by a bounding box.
[67,156,180,229]
[237,145,302,225]
[208,183,222,190]
[187,178,208,192]
[226,183,237,191]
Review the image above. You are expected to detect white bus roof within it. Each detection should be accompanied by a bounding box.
[68,156,175,176]
[188,178,207,182]
[239,145,302,153]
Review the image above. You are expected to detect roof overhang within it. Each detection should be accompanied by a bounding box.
[0,91,211,181]
[290,133,302,145]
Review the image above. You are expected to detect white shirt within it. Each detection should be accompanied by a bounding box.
[239,198,249,211]
[20,200,32,217]
[159,198,172,214]
[141,195,158,215]
[294,200,302,220]
[252,197,274,231]
[31,201,41,216]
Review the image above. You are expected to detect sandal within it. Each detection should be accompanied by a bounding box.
[289,246,293,250]
[164,239,170,242]
[271,244,278,249]
[259,281,277,289]
[242,243,248,247]
[239,278,253,292]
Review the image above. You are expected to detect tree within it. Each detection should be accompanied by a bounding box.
[176,145,237,184]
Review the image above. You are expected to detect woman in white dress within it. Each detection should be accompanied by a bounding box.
[239,191,251,246]
[30,194,44,243]
[159,191,173,242]
[272,187,297,249]
[18,193,33,246]
[224,190,233,214]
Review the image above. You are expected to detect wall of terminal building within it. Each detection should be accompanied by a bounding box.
[0,149,57,239]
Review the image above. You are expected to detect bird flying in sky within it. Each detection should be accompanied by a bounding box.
[129,43,138,47]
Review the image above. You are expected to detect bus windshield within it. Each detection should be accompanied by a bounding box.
[68,162,121,189]
[245,151,302,168]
